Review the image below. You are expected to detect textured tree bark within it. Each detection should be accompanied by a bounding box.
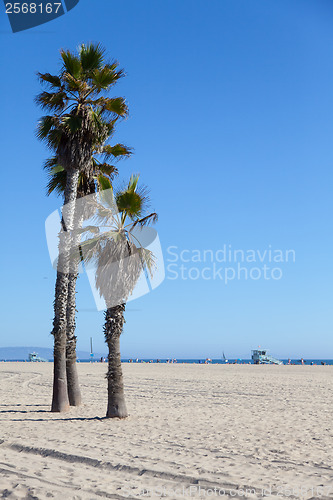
[51,167,80,412]
[65,180,94,406]
[66,271,81,406]
[104,305,128,418]
[52,269,70,413]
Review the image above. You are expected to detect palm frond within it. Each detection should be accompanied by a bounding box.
[36,115,54,140]
[37,72,61,89]
[100,97,128,118]
[43,156,58,170]
[43,157,66,195]
[76,225,101,236]
[62,114,83,133]
[138,247,156,278]
[105,62,125,80]
[131,212,158,228]
[79,43,105,73]
[61,49,81,78]
[98,188,118,214]
[43,156,63,172]
[46,128,63,150]
[97,174,112,191]
[35,91,67,112]
[135,184,151,210]
[91,67,121,90]
[79,233,119,265]
[126,174,139,192]
[62,73,89,93]
[101,119,117,138]
[36,115,60,143]
[67,173,159,307]
[115,176,153,222]
[94,237,143,307]
[98,163,118,178]
[102,143,132,161]
[46,169,67,197]
[116,190,142,217]
[76,236,101,266]
[88,109,108,135]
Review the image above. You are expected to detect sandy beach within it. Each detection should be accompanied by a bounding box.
[0,363,332,499]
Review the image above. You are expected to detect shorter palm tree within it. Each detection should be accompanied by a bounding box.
[80,175,157,417]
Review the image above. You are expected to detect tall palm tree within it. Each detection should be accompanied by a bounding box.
[80,176,157,418]
[44,139,131,406]
[36,43,128,412]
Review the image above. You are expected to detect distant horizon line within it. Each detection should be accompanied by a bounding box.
[0,347,331,361]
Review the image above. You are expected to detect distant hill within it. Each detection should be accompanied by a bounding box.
[0,346,106,361]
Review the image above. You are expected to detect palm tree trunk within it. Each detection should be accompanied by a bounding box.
[104,304,128,418]
[66,179,95,406]
[52,269,70,412]
[51,167,80,412]
[66,271,81,406]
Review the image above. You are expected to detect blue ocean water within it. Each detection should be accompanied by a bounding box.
[84,358,333,365]
[1,358,333,365]
[123,359,333,365]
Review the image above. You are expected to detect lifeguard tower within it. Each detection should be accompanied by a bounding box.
[28,352,47,362]
[251,348,282,365]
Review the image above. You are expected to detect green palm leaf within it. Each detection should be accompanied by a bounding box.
[131,212,158,228]
[62,73,89,93]
[46,170,67,196]
[102,143,132,160]
[61,50,81,78]
[88,110,108,136]
[98,163,118,177]
[101,97,128,117]
[126,174,139,192]
[91,67,121,90]
[105,62,124,79]
[46,128,63,150]
[35,91,67,112]
[62,115,83,133]
[36,116,55,140]
[116,191,142,217]
[97,174,112,191]
[43,156,63,172]
[37,73,61,89]
[80,43,105,73]
[43,156,58,170]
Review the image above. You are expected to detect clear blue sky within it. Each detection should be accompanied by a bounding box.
[1,0,332,359]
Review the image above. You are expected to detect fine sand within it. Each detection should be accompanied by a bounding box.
[0,363,332,499]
